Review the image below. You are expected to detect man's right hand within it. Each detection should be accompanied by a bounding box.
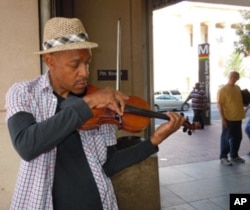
[83,87,129,116]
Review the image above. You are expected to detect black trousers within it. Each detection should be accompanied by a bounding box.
[193,109,204,129]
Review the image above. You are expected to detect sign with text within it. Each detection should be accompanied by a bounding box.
[97,70,128,81]
[198,43,210,125]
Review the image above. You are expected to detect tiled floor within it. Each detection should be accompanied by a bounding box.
[158,120,250,210]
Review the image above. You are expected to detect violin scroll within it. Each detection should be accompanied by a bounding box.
[180,114,201,135]
[182,120,201,135]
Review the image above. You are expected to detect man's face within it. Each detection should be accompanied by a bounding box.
[229,72,239,85]
[44,49,92,97]
[195,83,200,89]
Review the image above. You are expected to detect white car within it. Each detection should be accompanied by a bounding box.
[154,94,190,112]
[154,90,182,100]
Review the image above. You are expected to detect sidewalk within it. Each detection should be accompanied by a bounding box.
[158,119,250,167]
[159,155,250,210]
[158,119,250,210]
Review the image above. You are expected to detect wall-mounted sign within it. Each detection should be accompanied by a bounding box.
[97,70,128,81]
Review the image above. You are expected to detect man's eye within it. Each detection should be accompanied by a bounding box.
[70,63,79,69]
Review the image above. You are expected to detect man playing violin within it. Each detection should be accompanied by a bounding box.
[5,17,185,210]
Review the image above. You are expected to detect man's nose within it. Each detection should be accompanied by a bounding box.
[79,64,89,76]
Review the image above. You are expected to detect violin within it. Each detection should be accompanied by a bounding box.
[79,85,200,135]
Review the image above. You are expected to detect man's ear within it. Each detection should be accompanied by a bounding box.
[43,54,54,69]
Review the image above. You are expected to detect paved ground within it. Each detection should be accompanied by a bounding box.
[157,118,250,209]
[157,119,250,167]
[159,154,250,210]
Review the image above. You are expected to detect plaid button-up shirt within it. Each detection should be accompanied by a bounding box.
[5,71,118,210]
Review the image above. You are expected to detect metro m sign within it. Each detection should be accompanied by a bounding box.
[198,44,209,57]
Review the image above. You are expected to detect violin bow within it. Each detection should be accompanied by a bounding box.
[116,18,122,91]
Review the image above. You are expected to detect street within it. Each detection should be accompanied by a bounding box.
[154,103,220,126]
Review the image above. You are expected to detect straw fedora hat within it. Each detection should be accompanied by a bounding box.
[35,17,98,54]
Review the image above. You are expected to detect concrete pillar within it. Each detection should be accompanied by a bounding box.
[192,21,202,82]
[111,155,160,210]
[193,21,202,48]
[206,21,217,102]
[111,136,161,210]
[223,23,235,54]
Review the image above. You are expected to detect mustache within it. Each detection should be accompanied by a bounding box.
[75,78,88,85]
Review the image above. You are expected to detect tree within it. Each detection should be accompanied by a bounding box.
[234,10,250,56]
[224,51,246,78]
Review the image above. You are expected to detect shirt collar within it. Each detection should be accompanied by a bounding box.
[41,70,53,92]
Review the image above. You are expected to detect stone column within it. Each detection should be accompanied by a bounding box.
[111,136,161,210]
[206,21,217,102]
[191,21,202,82]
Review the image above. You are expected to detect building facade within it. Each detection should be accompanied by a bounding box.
[153,1,250,101]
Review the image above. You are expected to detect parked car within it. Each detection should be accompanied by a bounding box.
[154,94,190,112]
[154,90,182,100]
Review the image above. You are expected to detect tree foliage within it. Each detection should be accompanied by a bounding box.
[224,51,246,77]
[234,10,250,56]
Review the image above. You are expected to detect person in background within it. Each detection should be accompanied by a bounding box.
[182,82,208,129]
[5,17,185,210]
[217,71,245,166]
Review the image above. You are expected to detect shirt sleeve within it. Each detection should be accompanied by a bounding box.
[7,96,93,161]
[103,139,158,177]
